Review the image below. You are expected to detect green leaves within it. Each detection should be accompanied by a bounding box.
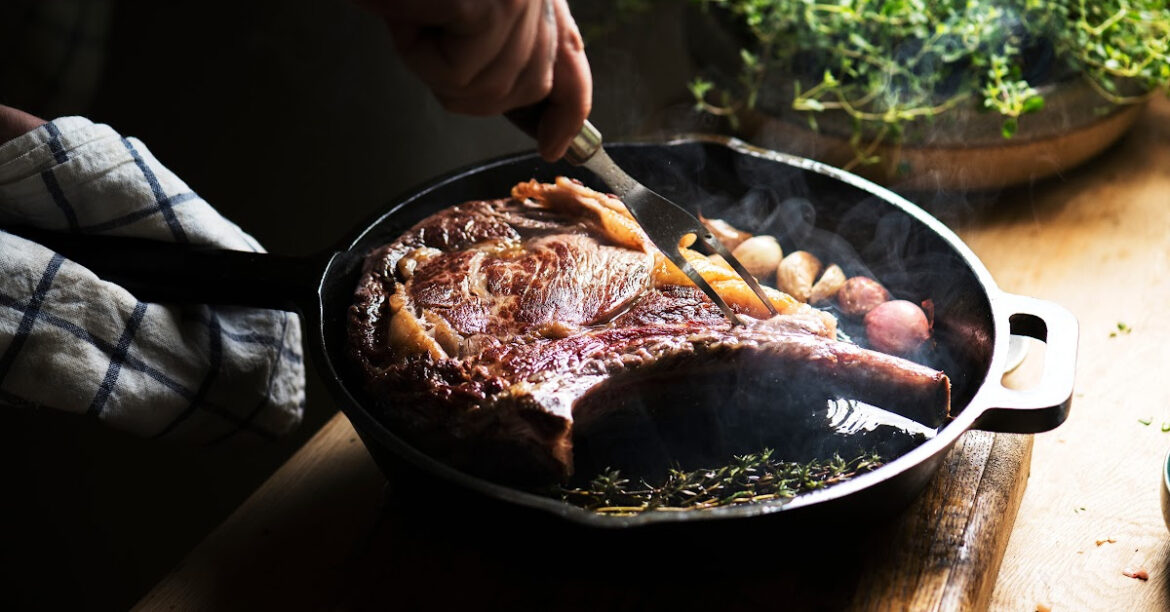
[1022,94,1046,114]
[1001,117,1019,138]
[688,77,715,103]
[683,0,1170,164]
[557,449,884,514]
[1109,321,1133,337]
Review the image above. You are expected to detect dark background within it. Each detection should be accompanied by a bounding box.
[0,1,695,609]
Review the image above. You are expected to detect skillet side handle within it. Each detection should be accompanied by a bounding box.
[971,293,1079,434]
[3,227,322,312]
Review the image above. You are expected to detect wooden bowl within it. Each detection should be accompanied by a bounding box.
[737,79,1146,192]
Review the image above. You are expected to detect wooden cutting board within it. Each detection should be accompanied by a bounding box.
[136,376,1037,611]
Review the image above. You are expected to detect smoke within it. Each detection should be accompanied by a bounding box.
[572,366,934,485]
[578,139,994,488]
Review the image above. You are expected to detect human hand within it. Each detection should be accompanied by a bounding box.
[361,0,592,162]
[0,105,47,145]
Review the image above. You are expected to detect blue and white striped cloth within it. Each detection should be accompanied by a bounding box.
[0,117,304,443]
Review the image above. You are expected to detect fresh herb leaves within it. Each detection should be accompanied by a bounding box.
[687,0,1170,167]
[557,449,882,514]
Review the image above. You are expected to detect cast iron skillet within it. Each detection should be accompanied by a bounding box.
[11,136,1077,529]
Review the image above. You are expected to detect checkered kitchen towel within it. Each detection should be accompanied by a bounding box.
[0,116,304,443]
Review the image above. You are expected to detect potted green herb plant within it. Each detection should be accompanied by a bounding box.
[670,0,1170,190]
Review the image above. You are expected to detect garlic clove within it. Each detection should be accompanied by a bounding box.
[776,251,823,303]
[810,263,846,305]
[732,235,784,281]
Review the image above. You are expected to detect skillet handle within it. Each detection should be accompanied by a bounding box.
[2,226,323,312]
[971,293,1079,434]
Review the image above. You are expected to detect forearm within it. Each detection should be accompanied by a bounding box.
[0,105,46,145]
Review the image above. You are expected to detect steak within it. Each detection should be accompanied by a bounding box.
[348,178,951,486]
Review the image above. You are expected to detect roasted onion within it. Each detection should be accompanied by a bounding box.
[864,300,931,355]
[837,276,890,318]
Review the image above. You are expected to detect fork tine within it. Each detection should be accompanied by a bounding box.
[662,245,744,326]
[697,232,780,317]
[606,175,761,326]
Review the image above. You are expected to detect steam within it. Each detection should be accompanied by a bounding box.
[572,369,934,485]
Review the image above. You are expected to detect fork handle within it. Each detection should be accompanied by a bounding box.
[504,101,603,165]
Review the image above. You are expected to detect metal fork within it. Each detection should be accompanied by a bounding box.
[560,121,777,326]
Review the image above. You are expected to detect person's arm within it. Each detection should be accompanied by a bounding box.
[0,105,46,145]
[360,0,592,162]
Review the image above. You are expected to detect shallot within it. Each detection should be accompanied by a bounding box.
[838,276,890,317]
[865,300,931,355]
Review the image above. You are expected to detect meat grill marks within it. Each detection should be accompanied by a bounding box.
[348,178,952,486]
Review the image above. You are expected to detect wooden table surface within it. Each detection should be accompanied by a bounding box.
[137,96,1170,611]
[981,96,1170,610]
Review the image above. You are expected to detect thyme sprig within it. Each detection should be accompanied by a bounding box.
[558,448,883,514]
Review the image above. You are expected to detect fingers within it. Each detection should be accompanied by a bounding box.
[500,0,558,108]
[362,0,489,28]
[368,0,593,157]
[0,105,47,145]
[430,0,554,115]
[387,0,526,91]
[536,0,592,161]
